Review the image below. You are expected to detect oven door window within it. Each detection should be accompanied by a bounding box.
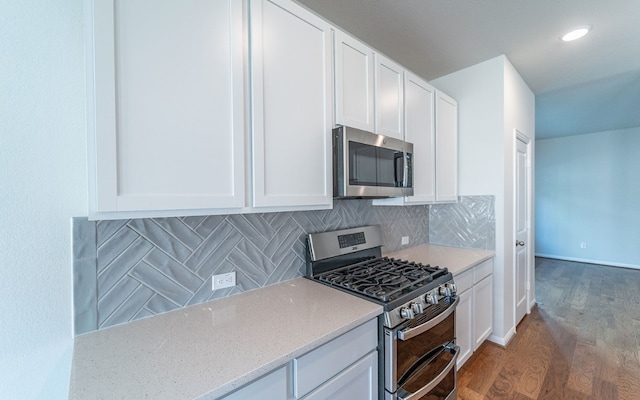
[348,141,404,187]
[397,345,457,400]
[395,311,455,378]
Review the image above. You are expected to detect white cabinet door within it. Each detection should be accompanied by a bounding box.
[455,288,473,369]
[88,0,245,215]
[434,90,458,202]
[473,274,493,350]
[250,0,333,209]
[403,72,436,204]
[375,54,404,140]
[334,30,375,132]
[302,352,377,400]
[220,366,287,400]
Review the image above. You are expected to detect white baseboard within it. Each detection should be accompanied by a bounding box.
[487,326,516,347]
[535,254,639,270]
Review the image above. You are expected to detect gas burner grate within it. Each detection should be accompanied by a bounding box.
[316,257,448,303]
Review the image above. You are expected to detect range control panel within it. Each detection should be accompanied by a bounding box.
[337,232,366,248]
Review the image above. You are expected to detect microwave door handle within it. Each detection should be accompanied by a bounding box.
[394,152,403,186]
[404,152,411,189]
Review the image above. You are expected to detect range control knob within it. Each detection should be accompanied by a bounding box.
[410,302,424,315]
[400,306,415,320]
[440,284,455,297]
[448,283,457,295]
[425,292,439,305]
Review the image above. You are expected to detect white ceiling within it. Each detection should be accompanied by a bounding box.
[295,0,640,140]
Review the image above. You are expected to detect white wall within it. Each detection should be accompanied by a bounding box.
[432,55,535,345]
[0,1,86,398]
[536,127,640,269]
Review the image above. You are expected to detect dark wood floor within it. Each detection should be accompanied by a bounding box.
[457,257,640,400]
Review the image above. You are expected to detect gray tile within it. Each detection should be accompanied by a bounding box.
[187,278,216,306]
[72,217,96,260]
[97,226,139,272]
[143,248,204,292]
[262,223,296,259]
[98,238,153,298]
[262,212,291,232]
[235,239,274,277]
[242,214,277,238]
[266,251,300,285]
[235,269,260,292]
[270,226,304,267]
[98,276,140,326]
[145,293,180,314]
[73,257,97,335]
[182,215,207,231]
[97,219,129,246]
[153,218,204,250]
[128,219,192,263]
[100,285,155,328]
[186,222,235,272]
[227,215,269,250]
[195,215,227,238]
[227,242,270,286]
[193,230,243,279]
[134,307,155,321]
[129,261,192,306]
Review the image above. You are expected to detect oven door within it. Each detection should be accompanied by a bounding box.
[385,296,459,400]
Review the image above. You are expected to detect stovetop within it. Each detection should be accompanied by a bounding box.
[306,225,457,327]
[315,256,449,304]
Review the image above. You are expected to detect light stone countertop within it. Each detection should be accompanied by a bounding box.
[68,278,382,400]
[385,244,495,276]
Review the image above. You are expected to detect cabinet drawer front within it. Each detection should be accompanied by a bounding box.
[301,351,377,400]
[473,259,493,284]
[294,318,378,398]
[219,366,287,400]
[454,268,473,293]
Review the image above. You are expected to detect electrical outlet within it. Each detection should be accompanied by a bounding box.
[580,242,587,249]
[212,271,236,290]
[401,236,410,245]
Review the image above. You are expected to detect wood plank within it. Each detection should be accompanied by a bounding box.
[456,258,640,399]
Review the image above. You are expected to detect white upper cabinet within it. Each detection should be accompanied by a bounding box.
[403,72,436,204]
[87,0,245,217]
[435,90,459,202]
[250,0,333,209]
[374,54,404,140]
[373,72,440,206]
[334,31,375,132]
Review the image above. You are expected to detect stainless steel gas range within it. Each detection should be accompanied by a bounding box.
[306,225,459,400]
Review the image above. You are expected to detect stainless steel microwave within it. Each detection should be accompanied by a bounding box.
[333,126,413,198]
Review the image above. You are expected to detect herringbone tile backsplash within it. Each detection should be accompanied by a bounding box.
[429,196,495,250]
[74,200,433,334]
[73,197,494,334]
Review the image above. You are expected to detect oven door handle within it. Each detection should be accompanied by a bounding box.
[397,296,459,341]
[398,344,459,400]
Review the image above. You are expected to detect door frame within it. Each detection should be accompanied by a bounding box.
[513,129,534,328]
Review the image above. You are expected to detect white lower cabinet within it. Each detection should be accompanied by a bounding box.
[220,366,288,400]
[474,273,493,350]
[454,258,494,369]
[220,318,378,400]
[455,284,473,368]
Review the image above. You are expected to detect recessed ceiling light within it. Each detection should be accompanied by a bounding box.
[561,25,592,42]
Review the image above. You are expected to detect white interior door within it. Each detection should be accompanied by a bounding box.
[515,132,531,325]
